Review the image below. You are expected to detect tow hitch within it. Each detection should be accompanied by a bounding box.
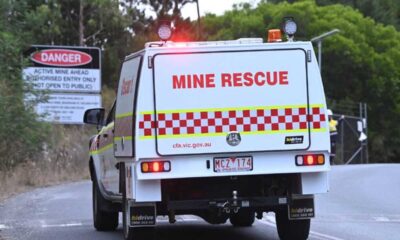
[214,190,242,214]
[167,191,288,211]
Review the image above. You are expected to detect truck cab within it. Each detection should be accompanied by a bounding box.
[84,27,330,240]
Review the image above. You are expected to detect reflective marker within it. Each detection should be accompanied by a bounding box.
[296,155,303,165]
[163,161,171,171]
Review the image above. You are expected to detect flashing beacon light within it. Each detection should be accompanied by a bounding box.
[268,29,282,42]
[282,17,297,41]
[158,21,172,41]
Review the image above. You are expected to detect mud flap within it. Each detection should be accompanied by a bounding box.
[130,205,156,226]
[288,196,315,220]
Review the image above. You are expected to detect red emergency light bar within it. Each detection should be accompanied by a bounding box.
[141,161,171,173]
[295,154,325,166]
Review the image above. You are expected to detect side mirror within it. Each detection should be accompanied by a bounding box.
[83,108,105,126]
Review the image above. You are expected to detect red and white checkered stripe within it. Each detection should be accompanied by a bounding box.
[139,107,326,137]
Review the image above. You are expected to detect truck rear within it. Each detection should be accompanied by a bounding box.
[85,35,330,240]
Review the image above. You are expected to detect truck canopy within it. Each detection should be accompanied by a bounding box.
[149,47,324,155]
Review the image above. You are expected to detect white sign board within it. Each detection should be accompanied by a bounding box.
[32,93,101,124]
[23,67,100,92]
[23,45,102,124]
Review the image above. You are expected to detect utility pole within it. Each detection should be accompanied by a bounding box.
[195,0,201,40]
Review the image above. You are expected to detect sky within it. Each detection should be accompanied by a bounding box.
[181,0,261,20]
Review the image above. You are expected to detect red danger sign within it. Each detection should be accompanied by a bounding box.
[31,49,93,67]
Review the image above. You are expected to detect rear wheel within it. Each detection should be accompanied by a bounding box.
[229,210,255,227]
[275,207,310,240]
[92,181,118,231]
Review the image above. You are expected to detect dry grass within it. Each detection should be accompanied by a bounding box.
[0,125,94,202]
[0,161,89,202]
[0,87,115,202]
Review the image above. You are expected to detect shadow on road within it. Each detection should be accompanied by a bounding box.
[75,223,279,240]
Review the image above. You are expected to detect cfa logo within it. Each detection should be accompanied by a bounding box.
[226,132,241,146]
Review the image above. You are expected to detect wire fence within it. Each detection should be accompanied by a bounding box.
[330,103,368,165]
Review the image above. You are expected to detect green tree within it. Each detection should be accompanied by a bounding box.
[317,0,400,29]
[203,1,400,162]
[123,0,198,46]
[270,0,400,30]
[0,1,49,169]
[18,0,136,88]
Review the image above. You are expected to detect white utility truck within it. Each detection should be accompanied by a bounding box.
[84,20,330,240]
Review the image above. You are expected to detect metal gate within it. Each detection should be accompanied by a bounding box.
[331,103,368,165]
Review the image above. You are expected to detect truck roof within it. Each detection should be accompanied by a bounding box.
[125,39,313,60]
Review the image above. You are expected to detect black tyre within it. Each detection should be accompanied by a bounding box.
[229,210,255,227]
[275,207,310,240]
[92,181,119,231]
[121,163,154,240]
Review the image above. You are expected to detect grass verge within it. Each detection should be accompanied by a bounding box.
[0,125,93,202]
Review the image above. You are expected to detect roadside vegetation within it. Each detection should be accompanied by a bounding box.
[0,0,399,200]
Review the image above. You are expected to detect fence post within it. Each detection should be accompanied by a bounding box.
[364,102,369,164]
[340,116,344,164]
[359,103,363,163]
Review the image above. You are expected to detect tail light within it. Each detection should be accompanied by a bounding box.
[295,154,325,166]
[141,161,171,173]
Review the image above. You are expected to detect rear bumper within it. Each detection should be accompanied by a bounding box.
[167,196,289,211]
[136,151,330,180]
[131,171,329,203]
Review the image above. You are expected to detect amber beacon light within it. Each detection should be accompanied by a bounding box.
[267,29,282,43]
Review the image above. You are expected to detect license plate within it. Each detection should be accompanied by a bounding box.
[214,156,253,173]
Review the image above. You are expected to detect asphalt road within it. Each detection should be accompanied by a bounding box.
[1,164,399,240]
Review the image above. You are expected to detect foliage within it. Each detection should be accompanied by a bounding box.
[16,0,135,88]
[203,1,400,162]
[0,1,49,169]
[316,0,400,30]
[1,0,400,168]
[270,0,400,30]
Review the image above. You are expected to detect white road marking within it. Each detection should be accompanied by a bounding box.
[257,218,277,227]
[373,216,390,222]
[157,219,170,223]
[41,223,83,228]
[158,215,201,223]
[258,215,346,240]
[264,214,276,223]
[180,216,201,222]
[0,224,9,229]
[310,230,346,240]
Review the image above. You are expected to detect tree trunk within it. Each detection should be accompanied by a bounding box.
[79,0,84,46]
